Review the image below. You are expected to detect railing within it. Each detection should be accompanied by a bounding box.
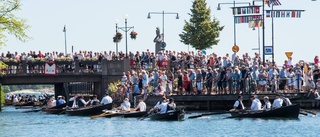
[1,60,102,75]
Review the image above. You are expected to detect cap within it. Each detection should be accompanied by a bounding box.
[263,96,269,100]
[238,95,243,99]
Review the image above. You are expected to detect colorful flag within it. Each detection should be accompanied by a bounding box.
[266,10,271,18]
[297,11,301,18]
[291,11,296,18]
[266,0,281,7]
[286,11,291,17]
[281,11,285,17]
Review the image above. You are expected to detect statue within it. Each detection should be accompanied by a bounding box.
[153,27,164,54]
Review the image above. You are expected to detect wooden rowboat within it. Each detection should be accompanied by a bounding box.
[228,104,300,118]
[42,103,67,114]
[149,110,185,121]
[66,103,113,116]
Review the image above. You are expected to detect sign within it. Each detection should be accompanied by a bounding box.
[232,45,239,53]
[264,46,273,55]
[285,52,293,58]
[44,62,57,76]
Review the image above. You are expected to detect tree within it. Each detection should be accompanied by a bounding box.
[0,0,30,46]
[179,0,224,50]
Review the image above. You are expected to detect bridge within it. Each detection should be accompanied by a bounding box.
[0,59,130,99]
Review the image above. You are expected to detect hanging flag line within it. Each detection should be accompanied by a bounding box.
[235,15,263,24]
[232,6,261,15]
[265,10,305,18]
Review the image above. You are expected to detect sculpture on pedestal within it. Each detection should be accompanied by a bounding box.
[153,27,164,54]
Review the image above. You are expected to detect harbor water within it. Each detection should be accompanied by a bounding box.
[0,106,319,137]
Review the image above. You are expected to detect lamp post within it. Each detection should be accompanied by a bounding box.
[115,19,119,55]
[217,1,251,47]
[63,25,67,55]
[118,14,134,57]
[147,11,179,43]
[252,25,261,56]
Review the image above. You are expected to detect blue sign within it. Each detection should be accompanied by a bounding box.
[264,46,273,55]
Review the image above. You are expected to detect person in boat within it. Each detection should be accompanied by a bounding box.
[134,98,146,112]
[89,95,100,106]
[233,95,245,110]
[272,94,283,109]
[250,95,262,110]
[68,94,79,108]
[167,98,176,112]
[281,94,292,106]
[117,98,131,111]
[76,96,90,108]
[158,99,169,114]
[51,96,57,107]
[101,92,113,105]
[149,97,167,113]
[262,96,271,110]
[56,95,66,106]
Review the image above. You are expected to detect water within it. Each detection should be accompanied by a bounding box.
[0,106,319,137]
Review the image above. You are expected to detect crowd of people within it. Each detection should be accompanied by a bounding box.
[3,50,320,101]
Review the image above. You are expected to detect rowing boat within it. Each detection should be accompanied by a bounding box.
[103,111,148,118]
[65,103,113,116]
[42,103,67,114]
[149,110,185,121]
[228,104,300,118]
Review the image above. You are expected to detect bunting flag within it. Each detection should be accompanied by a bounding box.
[248,19,263,28]
[265,0,281,7]
[235,15,263,24]
[232,6,261,15]
[265,10,304,18]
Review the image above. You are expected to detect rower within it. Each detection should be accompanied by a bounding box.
[158,99,169,114]
[118,98,131,111]
[262,96,271,110]
[250,95,262,110]
[281,94,292,106]
[233,95,245,110]
[90,95,100,106]
[77,96,90,108]
[134,98,146,112]
[167,98,176,113]
[149,97,166,113]
[57,95,66,106]
[101,92,113,105]
[272,94,283,109]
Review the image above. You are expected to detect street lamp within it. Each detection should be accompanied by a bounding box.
[114,19,119,55]
[217,1,251,47]
[117,14,134,57]
[147,11,179,43]
[63,25,67,55]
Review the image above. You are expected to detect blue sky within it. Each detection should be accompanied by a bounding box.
[3,0,319,64]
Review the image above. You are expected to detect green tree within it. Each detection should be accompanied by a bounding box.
[0,0,30,46]
[179,0,224,50]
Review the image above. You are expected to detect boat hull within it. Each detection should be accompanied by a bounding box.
[149,110,185,121]
[229,104,300,118]
[66,104,113,116]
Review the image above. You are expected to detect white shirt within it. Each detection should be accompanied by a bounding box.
[272,98,283,109]
[101,95,113,105]
[262,101,272,110]
[282,97,292,106]
[137,102,146,112]
[250,98,262,110]
[159,102,168,114]
[121,101,131,111]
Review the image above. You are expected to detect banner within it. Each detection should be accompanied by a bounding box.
[266,10,304,18]
[44,62,57,76]
[233,6,261,15]
[249,19,263,28]
[235,15,262,24]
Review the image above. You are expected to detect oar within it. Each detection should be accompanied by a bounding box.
[300,109,317,115]
[188,111,231,119]
[139,112,150,120]
[299,111,308,116]
[91,112,111,119]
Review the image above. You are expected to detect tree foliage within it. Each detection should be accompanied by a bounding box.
[179,0,224,50]
[0,0,30,46]
[2,84,54,93]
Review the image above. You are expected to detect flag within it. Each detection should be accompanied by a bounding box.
[63,25,66,32]
[297,11,301,18]
[266,10,271,18]
[265,0,281,7]
[291,11,296,18]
